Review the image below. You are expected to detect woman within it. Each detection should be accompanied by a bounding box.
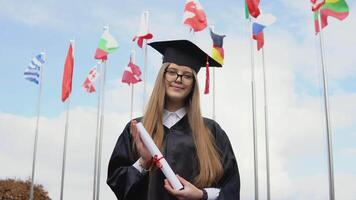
[107,40,240,200]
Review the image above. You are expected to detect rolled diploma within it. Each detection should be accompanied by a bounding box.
[136,122,184,190]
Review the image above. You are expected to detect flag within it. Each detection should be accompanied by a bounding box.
[320,0,349,29]
[94,27,118,60]
[122,57,142,85]
[252,13,276,50]
[62,41,74,102]
[209,28,225,65]
[183,0,208,32]
[82,64,99,93]
[313,10,321,34]
[133,12,153,48]
[246,0,261,18]
[24,53,45,84]
[311,0,327,34]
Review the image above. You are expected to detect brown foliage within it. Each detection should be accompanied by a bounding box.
[0,179,51,200]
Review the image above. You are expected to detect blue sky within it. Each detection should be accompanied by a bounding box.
[1,0,356,199]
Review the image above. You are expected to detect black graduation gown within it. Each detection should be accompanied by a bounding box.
[107,116,240,200]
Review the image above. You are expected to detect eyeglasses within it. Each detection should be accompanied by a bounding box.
[164,68,194,85]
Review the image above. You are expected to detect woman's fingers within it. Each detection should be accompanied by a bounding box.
[164,179,182,197]
[130,120,140,143]
[130,120,151,161]
[176,175,189,185]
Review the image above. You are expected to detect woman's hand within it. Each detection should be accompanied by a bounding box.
[130,120,151,168]
[164,175,204,200]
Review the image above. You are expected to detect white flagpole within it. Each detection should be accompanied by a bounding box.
[29,52,46,200]
[142,10,149,114]
[131,50,136,120]
[92,61,102,200]
[60,98,71,200]
[261,48,271,200]
[210,25,216,120]
[212,61,216,120]
[248,17,259,200]
[316,12,335,200]
[96,59,108,200]
[60,40,74,200]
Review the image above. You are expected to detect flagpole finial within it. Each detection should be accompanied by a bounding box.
[103,26,109,31]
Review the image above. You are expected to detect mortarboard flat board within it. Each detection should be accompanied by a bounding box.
[148,40,222,73]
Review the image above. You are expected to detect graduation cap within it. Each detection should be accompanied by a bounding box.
[148,40,222,94]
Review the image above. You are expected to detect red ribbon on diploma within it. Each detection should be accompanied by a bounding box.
[152,155,164,168]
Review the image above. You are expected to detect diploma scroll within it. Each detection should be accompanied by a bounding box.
[136,122,184,190]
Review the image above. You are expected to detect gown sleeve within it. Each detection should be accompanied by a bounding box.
[107,121,149,200]
[207,119,241,200]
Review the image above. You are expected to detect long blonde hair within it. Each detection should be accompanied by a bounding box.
[142,63,223,187]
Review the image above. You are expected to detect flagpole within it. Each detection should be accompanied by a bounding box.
[60,98,71,200]
[210,25,216,120]
[261,48,271,200]
[212,62,216,120]
[29,52,45,200]
[60,39,75,200]
[96,60,108,200]
[316,13,335,200]
[92,61,102,200]
[130,50,136,120]
[248,17,259,200]
[142,10,149,114]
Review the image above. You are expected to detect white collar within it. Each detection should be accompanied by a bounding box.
[163,107,187,128]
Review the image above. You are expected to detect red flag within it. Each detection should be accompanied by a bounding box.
[311,0,325,34]
[246,0,261,18]
[122,58,142,85]
[61,42,74,102]
[253,32,264,51]
[82,66,98,93]
[133,12,154,48]
[183,0,208,32]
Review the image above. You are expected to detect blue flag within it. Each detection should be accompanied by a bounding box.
[24,53,45,84]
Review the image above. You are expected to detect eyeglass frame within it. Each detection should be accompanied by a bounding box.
[164,68,195,85]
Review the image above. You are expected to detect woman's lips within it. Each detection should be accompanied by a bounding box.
[170,85,185,91]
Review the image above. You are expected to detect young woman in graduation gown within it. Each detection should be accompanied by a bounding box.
[107,40,240,200]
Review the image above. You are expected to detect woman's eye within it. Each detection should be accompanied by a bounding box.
[183,74,193,79]
[167,71,177,75]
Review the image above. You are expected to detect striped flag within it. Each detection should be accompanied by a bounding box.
[320,0,349,29]
[210,28,226,65]
[252,13,276,50]
[94,27,118,60]
[24,53,45,84]
[311,0,349,34]
[82,63,100,93]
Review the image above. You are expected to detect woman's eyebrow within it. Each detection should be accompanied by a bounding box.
[167,67,193,74]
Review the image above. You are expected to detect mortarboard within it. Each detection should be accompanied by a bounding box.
[148,40,222,94]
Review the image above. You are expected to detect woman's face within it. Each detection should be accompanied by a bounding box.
[164,63,194,103]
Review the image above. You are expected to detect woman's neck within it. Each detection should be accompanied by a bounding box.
[165,99,185,112]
